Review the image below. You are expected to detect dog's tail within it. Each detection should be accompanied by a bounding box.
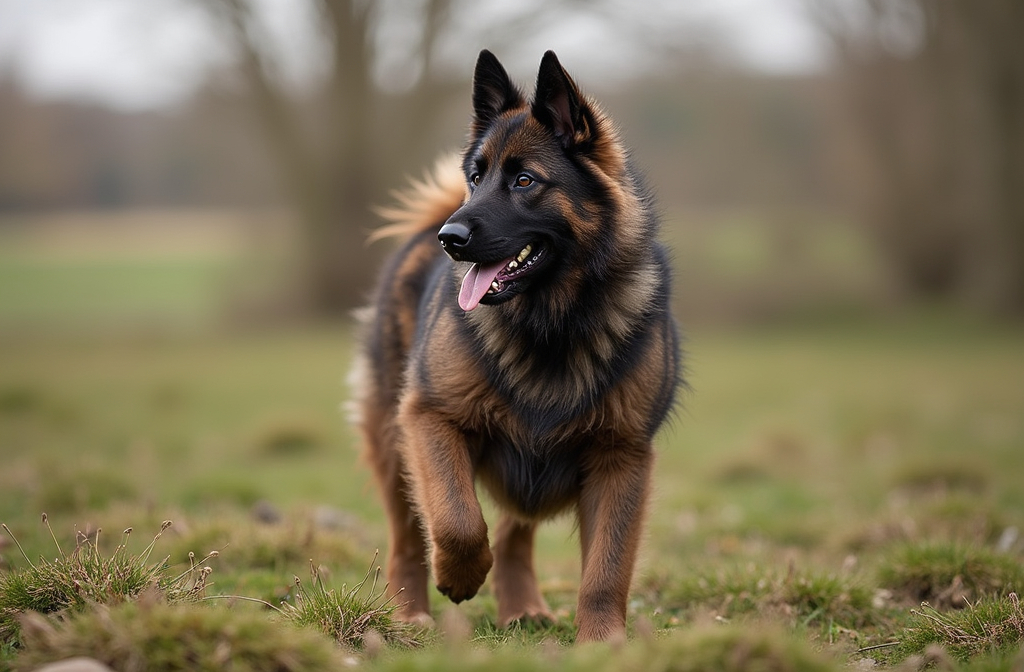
[370,154,466,243]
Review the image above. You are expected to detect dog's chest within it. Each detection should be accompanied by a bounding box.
[474,431,584,518]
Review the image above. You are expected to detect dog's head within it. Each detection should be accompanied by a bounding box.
[440,50,622,312]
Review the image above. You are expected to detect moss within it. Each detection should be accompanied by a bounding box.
[878,543,1024,606]
[368,625,837,672]
[644,564,877,629]
[13,602,346,672]
[34,471,138,514]
[163,517,357,575]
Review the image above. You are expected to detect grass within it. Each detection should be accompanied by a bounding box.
[281,555,422,650]
[1,517,422,662]
[641,563,878,630]
[1,211,1024,670]
[882,594,1024,664]
[0,519,212,645]
[358,624,839,672]
[878,543,1024,606]
[12,602,348,672]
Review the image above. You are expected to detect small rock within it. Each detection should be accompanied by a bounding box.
[312,505,360,532]
[997,526,1019,553]
[251,499,283,524]
[32,657,115,672]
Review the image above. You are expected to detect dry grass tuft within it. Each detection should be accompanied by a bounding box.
[280,553,424,651]
[891,461,990,497]
[891,593,1024,663]
[252,415,325,457]
[34,472,138,515]
[162,515,358,575]
[0,518,213,645]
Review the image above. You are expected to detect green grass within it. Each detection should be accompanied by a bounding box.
[12,601,348,672]
[0,519,212,645]
[642,563,878,630]
[1,212,1024,670]
[882,594,1024,664]
[363,625,840,672]
[281,556,422,650]
[878,543,1024,606]
[0,257,230,331]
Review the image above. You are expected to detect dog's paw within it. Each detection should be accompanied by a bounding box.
[499,606,555,629]
[494,565,552,628]
[433,543,493,604]
[395,610,435,628]
[574,614,626,645]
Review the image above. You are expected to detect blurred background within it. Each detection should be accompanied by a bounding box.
[1,0,1023,584]
[1,0,1021,329]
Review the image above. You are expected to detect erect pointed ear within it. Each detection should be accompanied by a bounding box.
[531,50,591,150]
[471,50,524,135]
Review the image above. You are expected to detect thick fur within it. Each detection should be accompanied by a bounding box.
[352,50,680,643]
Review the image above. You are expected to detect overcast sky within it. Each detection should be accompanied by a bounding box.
[0,0,828,112]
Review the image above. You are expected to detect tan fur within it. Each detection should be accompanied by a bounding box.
[370,154,466,243]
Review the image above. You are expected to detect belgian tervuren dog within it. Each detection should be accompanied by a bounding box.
[352,49,680,643]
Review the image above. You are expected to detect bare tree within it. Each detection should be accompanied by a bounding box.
[196,0,714,314]
[809,0,1024,313]
[199,0,439,313]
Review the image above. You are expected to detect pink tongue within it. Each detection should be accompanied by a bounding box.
[458,259,511,311]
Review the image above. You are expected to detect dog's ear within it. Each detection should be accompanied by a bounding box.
[532,51,593,151]
[472,50,524,136]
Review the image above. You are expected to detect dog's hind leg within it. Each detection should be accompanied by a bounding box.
[492,515,553,627]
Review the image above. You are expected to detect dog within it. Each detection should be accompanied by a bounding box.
[351,49,680,644]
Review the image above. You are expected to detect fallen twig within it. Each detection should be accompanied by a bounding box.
[856,641,901,653]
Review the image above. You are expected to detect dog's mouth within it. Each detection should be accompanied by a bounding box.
[458,242,546,311]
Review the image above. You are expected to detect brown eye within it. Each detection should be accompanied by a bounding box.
[470,173,481,186]
[516,174,534,188]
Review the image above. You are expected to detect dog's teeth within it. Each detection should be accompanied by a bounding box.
[508,260,518,270]
[491,281,500,291]
[517,245,532,263]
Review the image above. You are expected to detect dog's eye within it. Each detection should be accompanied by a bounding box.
[515,174,534,188]
[469,173,481,187]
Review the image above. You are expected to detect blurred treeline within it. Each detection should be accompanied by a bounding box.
[0,0,1021,318]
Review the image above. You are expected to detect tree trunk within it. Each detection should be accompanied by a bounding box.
[810,0,1024,314]
[205,0,462,315]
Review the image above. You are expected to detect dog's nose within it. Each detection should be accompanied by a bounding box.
[438,222,472,249]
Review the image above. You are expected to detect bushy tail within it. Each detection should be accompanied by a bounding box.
[370,154,466,243]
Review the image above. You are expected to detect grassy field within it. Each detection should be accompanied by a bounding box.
[1,212,1023,671]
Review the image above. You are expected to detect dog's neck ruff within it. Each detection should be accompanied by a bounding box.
[463,248,661,423]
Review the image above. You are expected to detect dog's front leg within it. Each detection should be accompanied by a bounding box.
[575,441,653,644]
[399,401,492,604]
